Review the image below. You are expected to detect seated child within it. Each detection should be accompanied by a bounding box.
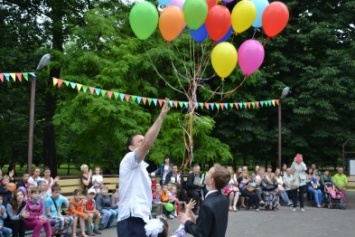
[0,195,12,237]
[66,189,88,237]
[83,189,101,235]
[95,185,116,230]
[25,187,52,237]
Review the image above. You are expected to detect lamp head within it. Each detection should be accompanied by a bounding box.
[280,86,290,100]
[36,53,51,71]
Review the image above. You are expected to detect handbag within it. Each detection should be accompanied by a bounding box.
[289,177,300,190]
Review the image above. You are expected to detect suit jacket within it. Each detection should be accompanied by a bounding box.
[185,190,229,237]
[186,172,205,191]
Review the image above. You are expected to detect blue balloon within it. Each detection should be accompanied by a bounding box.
[158,0,172,5]
[217,27,233,43]
[252,0,269,28]
[189,24,208,43]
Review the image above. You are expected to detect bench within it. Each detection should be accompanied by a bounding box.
[57,175,119,199]
[347,176,355,189]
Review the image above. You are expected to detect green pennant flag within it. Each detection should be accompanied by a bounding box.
[23,73,29,81]
[178,101,184,108]
[148,98,153,106]
[113,92,119,99]
[64,80,70,86]
[251,102,256,108]
[243,102,247,108]
[82,85,88,93]
[101,89,107,97]
[131,95,137,103]
[215,103,220,110]
[199,103,204,108]
[229,103,234,109]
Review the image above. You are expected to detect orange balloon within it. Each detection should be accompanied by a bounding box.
[159,6,185,42]
[262,2,289,37]
[6,182,16,192]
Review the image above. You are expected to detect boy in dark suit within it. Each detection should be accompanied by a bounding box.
[180,164,230,237]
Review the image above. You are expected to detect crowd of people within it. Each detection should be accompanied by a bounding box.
[0,165,119,237]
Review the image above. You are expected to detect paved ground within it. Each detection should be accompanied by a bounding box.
[67,191,355,237]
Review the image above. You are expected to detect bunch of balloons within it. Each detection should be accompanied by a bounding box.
[129,0,289,78]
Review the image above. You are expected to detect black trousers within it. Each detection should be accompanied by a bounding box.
[4,219,25,237]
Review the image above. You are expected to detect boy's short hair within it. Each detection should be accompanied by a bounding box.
[213,164,231,190]
[73,189,81,196]
[30,187,39,194]
[52,185,61,192]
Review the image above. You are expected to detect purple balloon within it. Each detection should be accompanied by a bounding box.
[238,39,265,75]
[222,0,235,3]
[167,0,185,9]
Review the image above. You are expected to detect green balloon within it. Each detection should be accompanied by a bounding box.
[183,0,208,30]
[164,202,174,212]
[129,2,158,40]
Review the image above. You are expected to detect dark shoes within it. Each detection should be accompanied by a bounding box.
[93,229,102,235]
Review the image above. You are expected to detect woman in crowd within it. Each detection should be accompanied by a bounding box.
[28,167,42,187]
[290,153,307,212]
[5,189,28,237]
[223,166,240,212]
[80,164,92,194]
[41,166,60,194]
[274,168,292,206]
[306,168,324,208]
[239,173,260,211]
[259,167,279,210]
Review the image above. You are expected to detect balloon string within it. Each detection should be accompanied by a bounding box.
[263,37,271,47]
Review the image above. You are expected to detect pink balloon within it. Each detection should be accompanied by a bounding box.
[238,39,265,75]
[168,0,185,9]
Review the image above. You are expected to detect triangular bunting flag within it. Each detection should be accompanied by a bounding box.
[216,103,221,110]
[195,102,198,109]
[238,103,243,109]
[174,101,178,108]
[94,88,101,95]
[10,73,16,81]
[210,103,215,110]
[260,101,264,107]
[247,102,251,109]
[168,101,173,108]
[125,94,131,101]
[4,73,10,81]
[119,93,125,101]
[142,97,147,105]
[64,80,70,86]
[268,100,272,106]
[70,82,76,89]
[57,79,64,88]
[199,103,204,109]
[131,95,137,102]
[136,96,142,104]
[205,103,210,110]
[234,103,239,109]
[183,102,188,108]
[23,73,29,81]
[76,84,82,92]
[148,98,153,106]
[16,73,22,82]
[179,101,184,108]
[256,101,260,108]
[224,103,229,109]
[229,103,234,109]
[107,91,113,99]
[89,87,95,94]
[29,72,36,77]
[243,102,248,109]
[0,73,4,82]
[53,78,58,86]
[158,99,163,107]
[82,85,88,93]
[274,99,278,106]
[251,102,256,109]
[113,92,119,99]
[100,89,107,97]
[153,99,158,106]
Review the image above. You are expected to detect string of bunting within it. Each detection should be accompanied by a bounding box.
[0,72,36,82]
[52,77,279,110]
[0,73,279,110]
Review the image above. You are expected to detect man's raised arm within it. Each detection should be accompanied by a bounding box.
[136,98,170,162]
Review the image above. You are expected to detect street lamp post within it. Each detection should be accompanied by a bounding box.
[278,86,290,169]
[27,53,51,174]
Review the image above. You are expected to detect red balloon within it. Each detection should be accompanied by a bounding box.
[205,5,231,42]
[262,2,289,37]
[205,0,217,9]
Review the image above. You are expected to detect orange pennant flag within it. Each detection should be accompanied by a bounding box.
[256,101,260,108]
[89,87,95,94]
[158,99,163,107]
[220,103,224,110]
[107,91,113,99]
[57,79,64,88]
[0,73,4,82]
[247,102,251,109]
[234,103,239,109]
[16,73,22,82]
[142,97,147,105]
[125,94,131,101]
[205,103,210,110]
[173,101,178,108]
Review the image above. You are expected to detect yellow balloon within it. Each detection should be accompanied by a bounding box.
[231,0,257,34]
[211,42,238,79]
